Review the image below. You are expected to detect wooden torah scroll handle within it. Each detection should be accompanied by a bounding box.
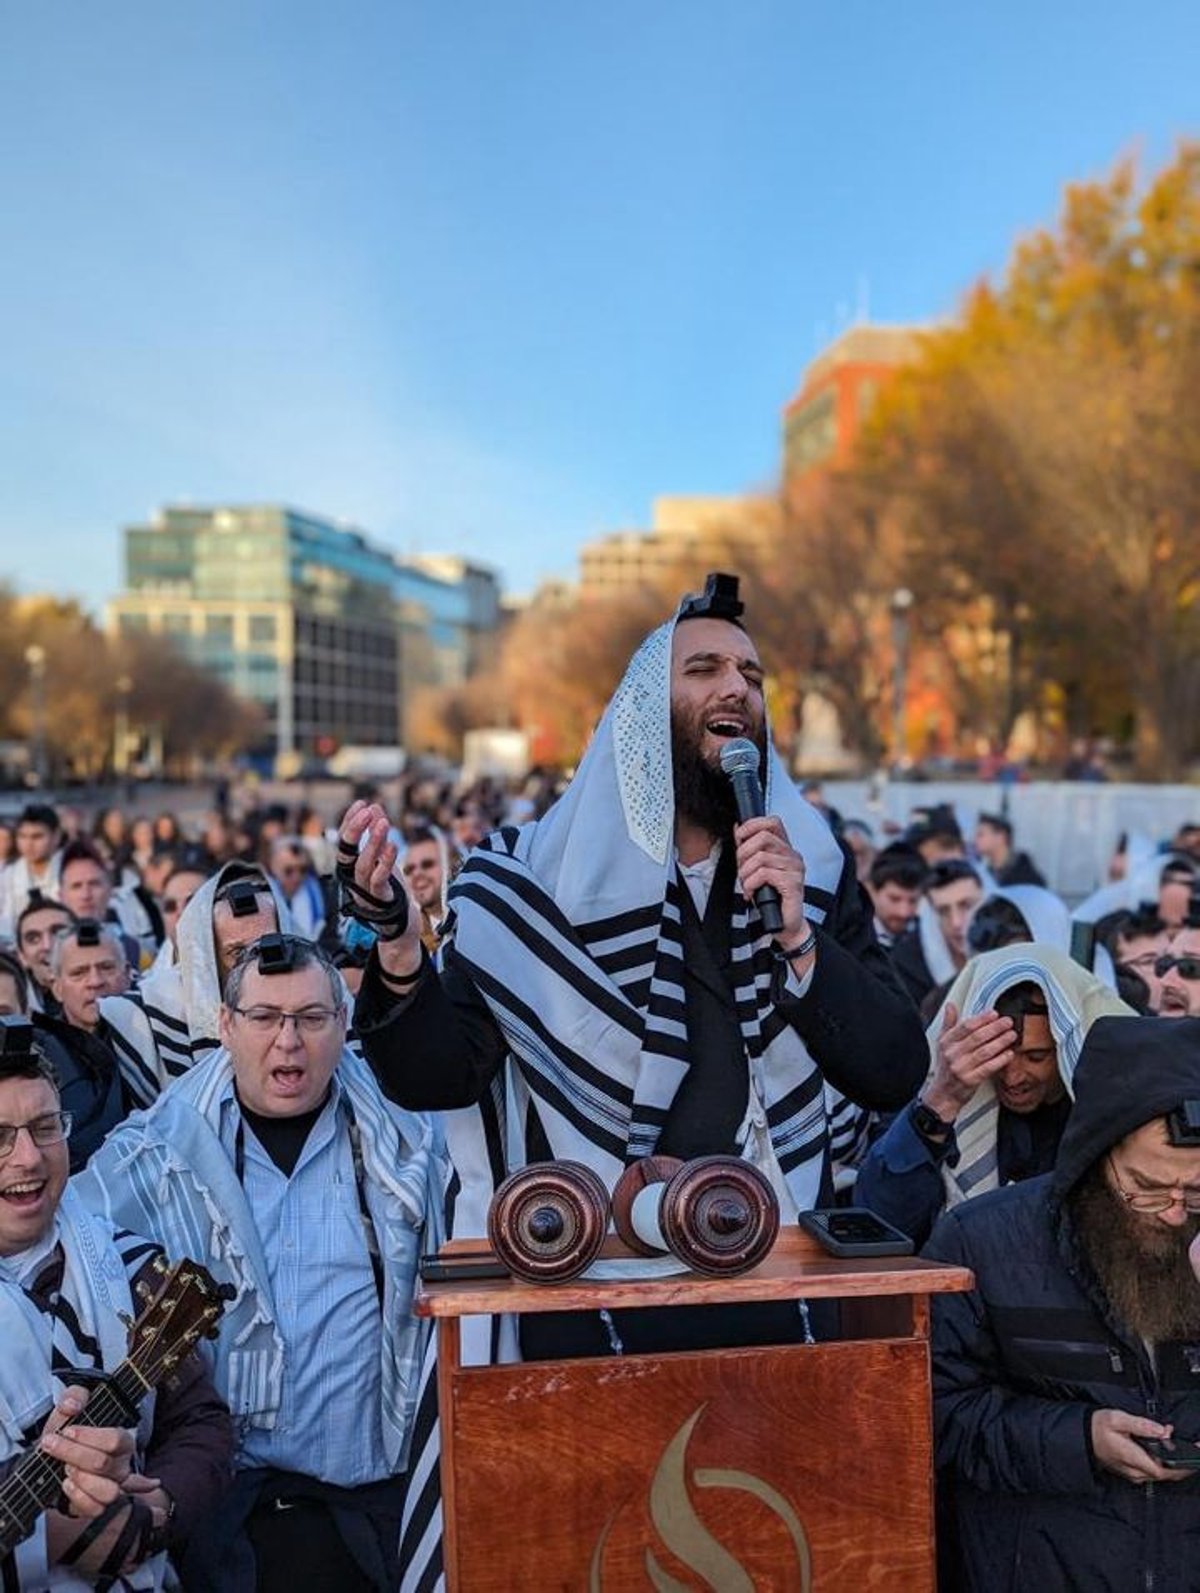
[487,1161,610,1283]
[612,1154,780,1277]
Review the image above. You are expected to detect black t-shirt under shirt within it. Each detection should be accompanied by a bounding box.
[238,1093,329,1178]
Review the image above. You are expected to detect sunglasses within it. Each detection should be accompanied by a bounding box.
[1155,955,1200,981]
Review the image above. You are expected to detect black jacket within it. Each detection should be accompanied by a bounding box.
[889,923,938,1008]
[925,1016,1200,1592]
[356,836,926,1123]
[995,849,1048,888]
[32,1012,130,1170]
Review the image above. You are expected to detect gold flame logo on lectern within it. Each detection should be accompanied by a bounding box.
[589,1404,813,1591]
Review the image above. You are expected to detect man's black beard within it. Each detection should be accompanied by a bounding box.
[1070,1161,1200,1344]
[671,721,756,838]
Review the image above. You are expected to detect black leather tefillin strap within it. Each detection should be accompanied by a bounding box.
[335,837,409,942]
[54,1369,157,1591]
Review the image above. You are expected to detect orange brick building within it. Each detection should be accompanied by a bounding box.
[782,324,921,477]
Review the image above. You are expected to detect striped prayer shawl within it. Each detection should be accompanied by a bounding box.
[450,835,838,1202]
[103,971,202,1109]
[436,615,855,1258]
[0,1190,166,1591]
[73,1046,444,1593]
[924,944,1135,1207]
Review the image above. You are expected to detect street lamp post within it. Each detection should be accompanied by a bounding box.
[24,645,47,788]
[889,588,914,770]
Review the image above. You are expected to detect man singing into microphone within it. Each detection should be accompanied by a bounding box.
[347,573,924,1356]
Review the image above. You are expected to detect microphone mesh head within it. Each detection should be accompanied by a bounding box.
[718,739,760,777]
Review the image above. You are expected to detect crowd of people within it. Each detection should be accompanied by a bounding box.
[1,572,1199,1590]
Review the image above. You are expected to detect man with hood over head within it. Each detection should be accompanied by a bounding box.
[926,1015,1200,1592]
[857,944,1131,1245]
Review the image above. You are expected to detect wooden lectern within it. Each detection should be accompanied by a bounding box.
[418,1229,973,1590]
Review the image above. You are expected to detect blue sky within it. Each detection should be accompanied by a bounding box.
[1,1,1196,607]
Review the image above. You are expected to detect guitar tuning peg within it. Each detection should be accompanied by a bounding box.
[118,1310,134,1331]
[135,1280,153,1303]
[152,1255,169,1275]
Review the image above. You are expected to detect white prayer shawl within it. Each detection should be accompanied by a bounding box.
[72,1046,442,1477]
[0,1187,164,1592]
[0,854,62,942]
[990,884,1072,952]
[101,863,296,1107]
[441,617,849,1263]
[916,895,960,987]
[1072,847,1187,926]
[925,944,1134,1208]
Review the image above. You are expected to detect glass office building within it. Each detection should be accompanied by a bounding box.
[113,506,405,762]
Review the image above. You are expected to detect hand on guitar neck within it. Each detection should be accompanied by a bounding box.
[40,1384,137,1514]
[0,1257,228,1572]
[37,1385,172,1578]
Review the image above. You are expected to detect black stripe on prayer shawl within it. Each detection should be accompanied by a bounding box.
[801,883,834,915]
[765,1071,825,1132]
[397,1358,444,1591]
[577,902,664,946]
[118,1237,160,1272]
[105,1022,153,1074]
[46,1294,103,1368]
[454,954,634,1157]
[614,977,652,1011]
[452,881,644,1039]
[139,999,190,1038]
[590,938,663,976]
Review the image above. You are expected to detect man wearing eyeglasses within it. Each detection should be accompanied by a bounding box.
[1108,907,1169,1015]
[0,1017,231,1590]
[926,1016,1200,1591]
[75,935,444,1593]
[1157,924,1200,1019]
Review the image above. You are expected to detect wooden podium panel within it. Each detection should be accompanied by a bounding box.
[422,1231,972,1590]
[447,1337,933,1591]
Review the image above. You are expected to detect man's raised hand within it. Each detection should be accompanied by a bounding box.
[337,801,423,980]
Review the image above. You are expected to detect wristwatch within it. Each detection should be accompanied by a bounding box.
[911,1098,953,1142]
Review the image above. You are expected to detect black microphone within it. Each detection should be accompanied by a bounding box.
[718,738,784,934]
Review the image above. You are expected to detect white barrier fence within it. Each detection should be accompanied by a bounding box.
[822,781,1199,905]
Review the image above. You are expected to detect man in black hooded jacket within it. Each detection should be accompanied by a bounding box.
[925,1015,1200,1592]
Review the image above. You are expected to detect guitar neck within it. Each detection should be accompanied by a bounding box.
[0,1363,146,1559]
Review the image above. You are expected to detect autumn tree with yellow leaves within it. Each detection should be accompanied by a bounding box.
[863,142,1200,776]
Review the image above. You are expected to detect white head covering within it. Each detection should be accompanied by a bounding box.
[443,607,847,1247]
[990,883,1072,952]
[926,943,1134,1207]
[170,861,294,1044]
